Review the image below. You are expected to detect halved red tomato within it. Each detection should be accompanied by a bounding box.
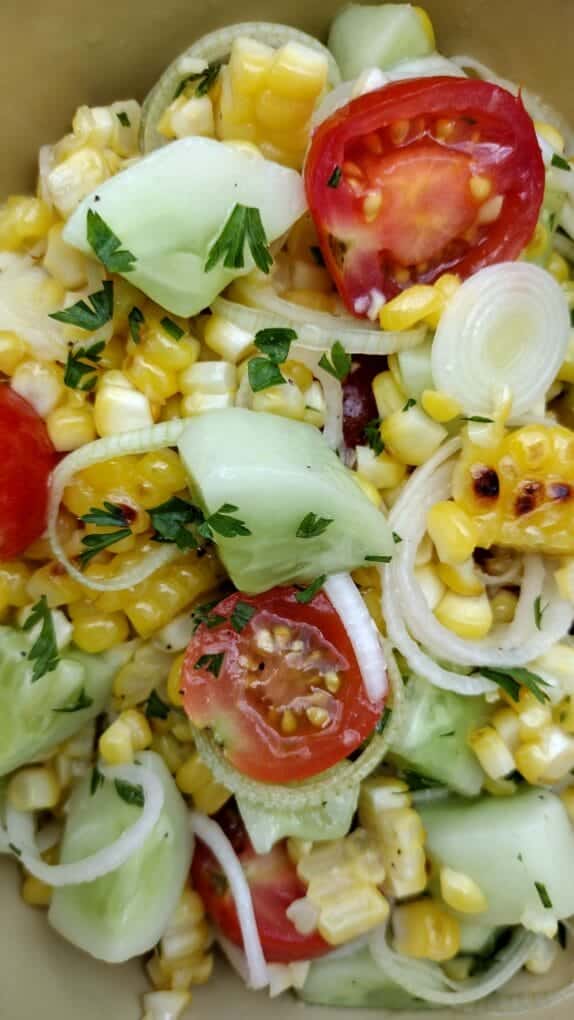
[0,385,56,559]
[192,803,330,963]
[181,587,384,783]
[305,77,545,316]
[343,355,387,448]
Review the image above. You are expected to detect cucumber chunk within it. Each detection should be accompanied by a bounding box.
[49,752,191,963]
[237,786,358,854]
[0,626,128,777]
[419,789,574,927]
[178,408,394,593]
[299,943,429,1009]
[389,676,488,796]
[328,4,434,80]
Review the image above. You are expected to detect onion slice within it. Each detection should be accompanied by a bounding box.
[5,763,164,887]
[432,263,570,420]
[323,573,388,704]
[190,811,268,990]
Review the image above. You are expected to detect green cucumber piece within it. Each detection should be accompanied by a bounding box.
[237,785,358,854]
[0,626,128,777]
[388,676,488,796]
[49,751,191,963]
[419,789,574,927]
[397,339,434,399]
[299,944,429,1009]
[178,407,395,593]
[63,137,306,317]
[328,4,434,81]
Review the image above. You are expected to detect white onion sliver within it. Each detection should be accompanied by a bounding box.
[323,573,388,704]
[6,763,164,887]
[191,812,268,990]
[292,345,343,452]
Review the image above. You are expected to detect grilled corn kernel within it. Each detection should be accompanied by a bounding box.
[515,725,574,783]
[27,561,84,608]
[560,787,574,822]
[21,874,53,907]
[46,403,96,451]
[421,389,462,423]
[127,353,179,403]
[435,591,493,639]
[436,559,484,597]
[440,867,488,914]
[99,718,134,765]
[168,653,186,707]
[427,501,478,565]
[8,766,61,812]
[124,552,223,637]
[393,900,460,962]
[136,449,187,504]
[43,222,89,288]
[204,315,253,363]
[514,689,553,741]
[11,360,64,417]
[381,404,447,467]
[94,373,153,435]
[72,606,129,653]
[415,564,446,611]
[0,195,53,250]
[47,147,110,218]
[372,371,406,418]
[252,381,306,420]
[316,885,390,946]
[0,332,28,375]
[359,777,412,821]
[491,707,521,751]
[380,285,441,331]
[468,725,515,779]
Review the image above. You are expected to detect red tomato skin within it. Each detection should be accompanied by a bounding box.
[182,587,384,784]
[305,77,545,315]
[343,355,387,448]
[192,807,330,963]
[0,386,55,559]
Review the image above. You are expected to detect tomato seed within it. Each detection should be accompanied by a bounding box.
[306,706,330,728]
[363,191,383,223]
[324,671,340,694]
[469,174,492,202]
[389,119,410,145]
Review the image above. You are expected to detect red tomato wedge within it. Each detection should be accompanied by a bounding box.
[0,385,56,559]
[304,77,545,315]
[181,587,384,783]
[192,803,330,963]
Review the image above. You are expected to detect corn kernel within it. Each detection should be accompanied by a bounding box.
[99,718,134,765]
[393,900,460,962]
[43,222,89,288]
[427,501,478,565]
[47,147,110,218]
[21,874,52,907]
[515,725,574,783]
[317,885,389,946]
[381,404,447,466]
[415,533,434,566]
[127,352,179,403]
[124,553,223,637]
[415,564,446,611]
[266,41,328,101]
[136,449,188,505]
[380,285,441,332]
[372,371,406,418]
[0,195,53,250]
[0,332,29,375]
[515,689,553,741]
[203,314,253,363]
[46,403,96,451]
[160,95,215,140]
[181,392,235,416]
[8,766,61,812]
[440,867,488,914]
[534,121,565,153]
[27,561,84,608]
[0,561,32,611]
[168,653,186,707]
[531,644,574,694]
[491,707,521,751]
[152,733,187,774]
[436,559,484,597]
[468,725,515,779]
[359,777,412,820]
[489,589,519,624]
[425,273,461,329]
[252,382,306,420]
[549,252,570,284]
[72,606,129,653]
[353,472,383,509]
[94,373,153,435]
[11,360,64,417]
[421,389,461,423]
[119,709,152,751]
[436,590,493,639]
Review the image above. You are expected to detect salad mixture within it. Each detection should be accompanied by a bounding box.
[3,4,574,1018]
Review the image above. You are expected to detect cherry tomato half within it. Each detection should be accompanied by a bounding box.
[182,587,384,783]
[343,355,387,449]
[305,77,545,315]
[0,385,56,559]
[192,803,330,963]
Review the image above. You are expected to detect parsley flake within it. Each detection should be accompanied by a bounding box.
[81,501,132,528]
[534,881,553,909]
[376,706,392,734]
[116,111,131,127]
[392,532,402,544]
[254,327,296,363]
[195,652,224,678]
[79,502,134,566]
[50,280,113,332]
[364,417,384,455]
[205,204,272,275]
[90,766,104,796]
[480,666,550,705]
[149,496,202,551]
[327,166,342,188]
[365,554,392,563]
[248,358,285,392]
[8,843,21,858]
[230,600,257,633]
[174,60,222,99]
[115,779,145,808]
[402,398,417,412]
[199,504,251,540]
[191,599,224,632]
[53,687,94,713]
[551,153,571,171]
[295,575,326,604]
[161,316,185,340]
[23,596,60,683]
[460,415,494,423]
[145,689,171,720]
[128,306,144,344]
[296,512,333,539]
[534,595,548,631]
[319,341,351,382]
[86,208,137,273]
[63,339,105,391]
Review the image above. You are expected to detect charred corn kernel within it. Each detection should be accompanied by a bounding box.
[393,900,460,962]
[379,285,441,331]
[421,389,461,423]
[136,449,187,504]
[489,589,519,624]
[534,121,565,153]
[72,606,129,653]
[491,707,521,750]
[27,561,84,608]
[127,352,179,403]
[204,314,253,363]
[316,885,390,946]
[0,332,28,375]
[159,95,215,140]
[515,725,574,783]
[99,717,135,765]
[0,195,53,250]
[372,371,406,418]
[21,874,52,908]
[549,251,570,284]
[514,689,553,740]
[436,559,484,597]
[8,766,61,811]
[414,6,436,47]
[531,643,574,693]
[427,501,478,565]
[46,403,96,451]
[11,360,64,417]
[415,564,446,611]
[381,404,447,467]
[560,787,574,822]
[353,472,383,509]
[440,867,488,914]
[435,590,492,639]
[94,372,153,435]
[469,725,515,779]
[168,653,186,707]
[47,147,110,218]
[43,222,89,288]
[252,382,306,420]
[0,561,31,610]
[119,709,152,751]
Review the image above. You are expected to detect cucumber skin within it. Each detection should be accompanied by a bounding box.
[299,944,430,1009]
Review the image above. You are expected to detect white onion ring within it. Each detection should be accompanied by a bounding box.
[323,573,388,704]
[292,345,343,453]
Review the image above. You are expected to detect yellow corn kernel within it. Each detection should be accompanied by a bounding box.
[298,829,385,887]
[372,371,406,418]
[229,37,274,96]
[123,552,223,638]
[393,900,460,962]
[381,404,447,467]
[483,776,518,797]
[282,359,314,391]
[168,653,186,707]
[135,449,188,506]
[43,222,90,288]
[282,289,335,313]
[119,709,152,752]
[468,726,515,780]
[435,591,493,640]
[181,391,234,416]
[427,501,478,565]
[317,884,390,946]
[558,697,574,734]
[491,707,521,751]
[46,403,96,451]
[203,314,253,363]
[11,360,65,417]
[379,285,441,332]
[359,778,412,824]
[524,222,549,261]
[0,561,32,611]
[425,273,461,329]
[151,733,187,774]
[560,787,574,823]
[514,689,553,741]
[549,251,570,284]
[515,725,574,783]
[415,564,446,611]
[47,147,110,218]
[27,561,84,608]
[489,589,519,624]
[8,766,61,812]
[436,559,484,597]
[176,752,231,813]
[353,472,383,509]
[534,121,565,153]
[415,533,434,566]
[72,605,129,653]
[531,643,574,692]
[99,717,134,765]
[21,874,53,908]
[142,334,199,375]
[0,332,28,375]
[414,6,436,47]
[267,41,328,101]
[127,352,179,403]
[142,991,191,1018]
[180,360,236,396]
[0,195,53,250]
[252,382,306,420]
[159,94,215,140]
[94,373,153,435]
[421,389,461,423]
[440,867,488,915]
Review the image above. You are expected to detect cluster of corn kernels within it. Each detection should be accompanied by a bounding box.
[145,886,213,1015]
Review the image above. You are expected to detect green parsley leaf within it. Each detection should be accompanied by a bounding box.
[230,600,257,632]
[254,327,296,364]
[128,306,144,344]
[364,417,384,455]
[205,204,272,275]
[365,554,392,563]
[480,666,550,705]
[161,316,185,340]
[194,652,224,678]
[23,596,60,683]
[327,166,342,188]
[534,881,553,909]
[145,689,171,720]
[50,280,114,332]
[8,843,21,858]
[551,153,571,171]
[534,595,548,631]
[53,687,94,713]
[78,529,133,567]
[296,512,333,539]
[90,766,104,796]
[392,532,402,544]
[376,707,392,734]
[81,501,132,529]
[402,398,417,412]
[191,598,224,633]
[248,358,285,392]
[199,505,251,540]
[86,208,137,273]
[63,339,105,390]
[295,575,327,604]
[149,496,202,551]
[116,111,131,127]
[310,245,325,267]
[319,341,351,382]
[114,779,145,807]
[460,415,494,423]
[174,60,222,99]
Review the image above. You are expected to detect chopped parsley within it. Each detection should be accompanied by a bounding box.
[149,496,202,550]
[254,327,296,363]
[460,415,494,423]
[551,153,571,171]
[198,504,251,540]
[402,398,417,412]
[128,306,145,344]
[8,843,21,858]
[364,417,384,455]
[296,512,334,539]
[295,575,327,604]
[230,600,257,633]
[63,339,105,391]
[161,316,185,341]
[50,280,113,331]
[53,687,94,713]
[480,666,550,705]
[194,652,224,678]
[534,881,553,909]
[205,203,272,275]
[82,501,132,529]
[145,689,171,720]
[327,165,342,188]
[115,779,145,808]
[534,595,548,631]
[365,554,392,563]
[174,60,223,99]
[191,599,225,632]
[90,766,104,796]
[248,358,285,392]
[79,502,134,566]
[23,596,60,683]
[376,706,392,734]
[116,110,131,127]
[319,341,351,382]
[392,532,402,544]
[86,208,137,273]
